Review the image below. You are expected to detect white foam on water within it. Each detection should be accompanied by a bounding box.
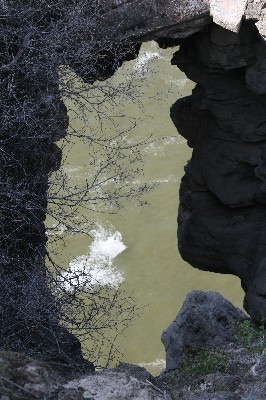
[163,135,186,145]
[143,136,185,156]
[46,223,68,236]
[59,224,126,291]
[134,51,162,73]
[64,166,82,173]
[152,176,179,184]
[131,176,179,185]
[165,78,188,89]
[139,359,166,372]
[64,165,83,175]
[63,165,95,182]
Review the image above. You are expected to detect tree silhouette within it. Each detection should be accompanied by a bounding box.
[0,0,144,371]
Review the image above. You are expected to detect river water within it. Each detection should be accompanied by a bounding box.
[47,42,244,375]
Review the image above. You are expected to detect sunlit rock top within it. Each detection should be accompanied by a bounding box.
[99,0,266,41]
[210,0,248,32]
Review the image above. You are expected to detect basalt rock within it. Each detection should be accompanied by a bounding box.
[155,350,266,400]
[173,21,266,321]
[4,327,266,400]
[63,372,165,400]
[98,0,211,42]
[158,290,266,399]
[162,291,247,371]
[94,0,266,322]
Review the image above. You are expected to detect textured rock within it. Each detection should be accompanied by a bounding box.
[64,371,165,400]
[161,291,247,371]
[210,0,248,32]
[245,0,266,40]
[111,362,153,382]
[98,0,266,44]
[99,0,211,42]
[157,352,266,399]
[0,354,164,399]
[4,347,266,399]
[172,21,266,321]
[92,0,266,46]
[155,349,261,399]
[246,40,266,94]
[157,294,266,399]
[0,352,59,399]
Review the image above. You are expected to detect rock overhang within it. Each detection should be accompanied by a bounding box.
[97,0,266,42]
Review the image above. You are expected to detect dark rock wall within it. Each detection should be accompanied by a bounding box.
[172,21,266,321]
[0,66,84,365]
[0,25,93,368]
[0,4,140,367]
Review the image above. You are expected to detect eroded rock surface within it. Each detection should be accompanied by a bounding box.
[2,302,266,400]
[99,0,211,42]
[156,350,266,400]
[172,21,266,321]
[210,0,248,32]
[97,0,266,43]
[64,372,165,400]
[157,291,266,399]
[162,291,247,371]
[245,0,266,39]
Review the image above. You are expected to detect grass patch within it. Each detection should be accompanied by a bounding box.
[178,349,229,375]
[234,319,266,354]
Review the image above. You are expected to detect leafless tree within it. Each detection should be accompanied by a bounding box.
[0,0,147,371]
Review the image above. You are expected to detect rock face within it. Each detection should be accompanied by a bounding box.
[3,0,266,379]
[172,20,266,321]
[158,290,266,399]
[162,291,247,371]
[2,303,266,400]
[98,0,211,42]
[155,350,266,400]
[0,352,59,399]
[98,0,266,43]
[95,0,266,321]
[63,371,165,400]
[210,0,248,32]
[0,352,166,400]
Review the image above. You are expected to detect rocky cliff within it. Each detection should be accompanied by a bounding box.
[94,0,266,321]
[2,0,266,382]
[170,14,266,322]
[1,292,266,400]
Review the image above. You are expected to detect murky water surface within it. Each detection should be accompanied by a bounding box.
[47,42,244,375]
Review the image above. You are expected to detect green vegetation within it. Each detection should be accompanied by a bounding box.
[234,319,266,354]
[178,349,229,375]
[171,319,266,376]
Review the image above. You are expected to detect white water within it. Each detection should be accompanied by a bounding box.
[134,50,163,73]
[60,224,126,290]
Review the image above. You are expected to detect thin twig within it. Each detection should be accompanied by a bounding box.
[145,379,173,400]
[0,375,38,398]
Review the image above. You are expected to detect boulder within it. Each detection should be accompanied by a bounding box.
[161,291,247,371]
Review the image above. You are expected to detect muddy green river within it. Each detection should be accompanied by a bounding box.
[47,42,244,375]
